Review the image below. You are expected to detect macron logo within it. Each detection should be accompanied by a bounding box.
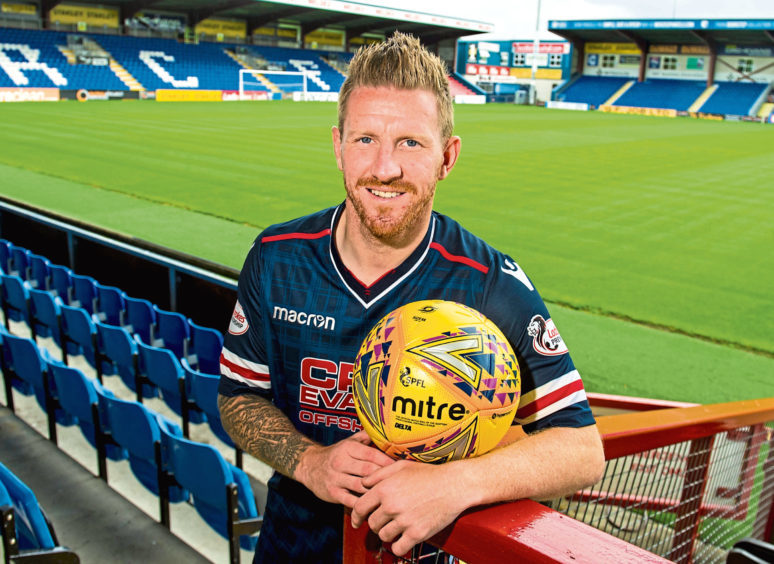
[273,306,336,332]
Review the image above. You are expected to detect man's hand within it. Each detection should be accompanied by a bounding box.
[295,430,395,509]
[351,460,469,557]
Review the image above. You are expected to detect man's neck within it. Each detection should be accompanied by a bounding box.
[335,206,431,287]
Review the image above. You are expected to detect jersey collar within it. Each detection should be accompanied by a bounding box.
[328,203,435,309]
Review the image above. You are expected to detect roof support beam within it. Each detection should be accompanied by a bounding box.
[617,30,648,82]
[39,0,61,28]
[690,30,717,87]
[764,30,774,44]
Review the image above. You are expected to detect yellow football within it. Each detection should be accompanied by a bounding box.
[352,300,520,463]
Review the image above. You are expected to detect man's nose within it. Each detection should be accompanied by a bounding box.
[371,145,402,183]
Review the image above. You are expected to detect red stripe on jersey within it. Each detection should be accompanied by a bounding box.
[262,229,331,243]
[516,379,586,419]
[429,242,489,274]
[220,353,270,382]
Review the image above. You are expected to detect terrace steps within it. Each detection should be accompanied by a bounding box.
[602,80,634,106]
[109,58,144,91]
[758,102,774,118]
[688,84,718,113]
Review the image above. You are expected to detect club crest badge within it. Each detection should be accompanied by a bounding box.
[228,300,249,335]
[527,315,568,357]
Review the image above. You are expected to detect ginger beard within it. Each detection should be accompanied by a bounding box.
[344,175,437,245]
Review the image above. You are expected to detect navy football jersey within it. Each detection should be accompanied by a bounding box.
[219,203,595,562]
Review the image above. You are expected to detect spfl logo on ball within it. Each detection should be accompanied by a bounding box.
[228,301,249,335]
[527,315,568,356]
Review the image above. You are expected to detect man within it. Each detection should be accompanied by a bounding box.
[218,32,605,562]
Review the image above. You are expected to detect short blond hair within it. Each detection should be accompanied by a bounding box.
[338,32,453,141]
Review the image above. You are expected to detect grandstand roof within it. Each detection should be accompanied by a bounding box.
[548,19,774,48]
[58,0,494,44]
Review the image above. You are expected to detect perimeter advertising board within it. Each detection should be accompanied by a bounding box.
[0,87,59,102]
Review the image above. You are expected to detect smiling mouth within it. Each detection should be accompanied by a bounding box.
[368,188,403,199]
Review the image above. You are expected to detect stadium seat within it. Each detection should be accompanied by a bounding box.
[0,324,29,412]
[94,320,156,401]
[158,417,261,558]
[123,295,156,344]
[0,462,79,563]
[187,318,224,374]
[48,360,128,480]
[29,287,63,348]
[182,358,242,468]
[95,282,126,326]
[98,393,188,525]
[59,303,98,369]
[1,331,74,441]
[136,339,192,424]
[0,239,10,272]
[28,253,52,290]
[48,264,73,305]
[1,273,31,331]
[70,273,98,315]
[152,305,190,360]
[8,244,30,280]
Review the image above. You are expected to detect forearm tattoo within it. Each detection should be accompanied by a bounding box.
[218,394,316,478]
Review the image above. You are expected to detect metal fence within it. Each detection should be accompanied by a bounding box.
[344,398,774,563]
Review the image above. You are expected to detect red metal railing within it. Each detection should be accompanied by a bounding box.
[343,397,774,563]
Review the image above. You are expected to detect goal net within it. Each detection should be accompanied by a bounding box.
[238,69,308,101]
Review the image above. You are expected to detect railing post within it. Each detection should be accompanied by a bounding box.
[668,435,715,563]
[763,428,774,543]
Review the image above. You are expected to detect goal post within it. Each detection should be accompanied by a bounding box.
[238,69,308,100]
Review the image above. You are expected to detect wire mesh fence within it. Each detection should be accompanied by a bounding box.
[554,422,774,563]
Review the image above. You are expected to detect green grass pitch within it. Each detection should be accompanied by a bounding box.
[0,100,772,404]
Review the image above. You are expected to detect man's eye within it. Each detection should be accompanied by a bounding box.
[357,137,372,144]
[405,139,418,147]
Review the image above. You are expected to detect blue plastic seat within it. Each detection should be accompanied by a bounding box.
[59,303,98,368]
[48,263,73,304]
[1,331,74,440]
[48,359,128,478]
[8,244,30,279]
[27,253,51,290]
[1,273,31,328]
[158,419,260,557]
[182,358,242,468]
[187,318,223,374]
[0,462,79,562]
[0,238,10,272]
[98,393,188,522]
[95,282,125,326]
[124,295,156,344]
[152,305,190,359]
[95,319,156,400]
[29,287,63,346]
[70,273,98,314]
[135,339,183,413]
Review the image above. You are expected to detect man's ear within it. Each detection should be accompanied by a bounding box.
[332,126,343,171]
[438,135,461,180]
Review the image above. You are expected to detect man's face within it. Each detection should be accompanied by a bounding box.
[332,86,459,245]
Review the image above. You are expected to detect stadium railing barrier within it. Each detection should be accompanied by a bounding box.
[343,398,774,563]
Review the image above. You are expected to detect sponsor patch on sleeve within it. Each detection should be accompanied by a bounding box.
[228,300,249,335]
[526,315,568,356]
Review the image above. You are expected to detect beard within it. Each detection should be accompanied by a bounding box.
[345,176,436,244]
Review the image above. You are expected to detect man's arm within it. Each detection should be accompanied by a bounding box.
[218,393,394,508]
[351,424,605,557]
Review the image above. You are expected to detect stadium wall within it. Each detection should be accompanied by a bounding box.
[0,197,238,331]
